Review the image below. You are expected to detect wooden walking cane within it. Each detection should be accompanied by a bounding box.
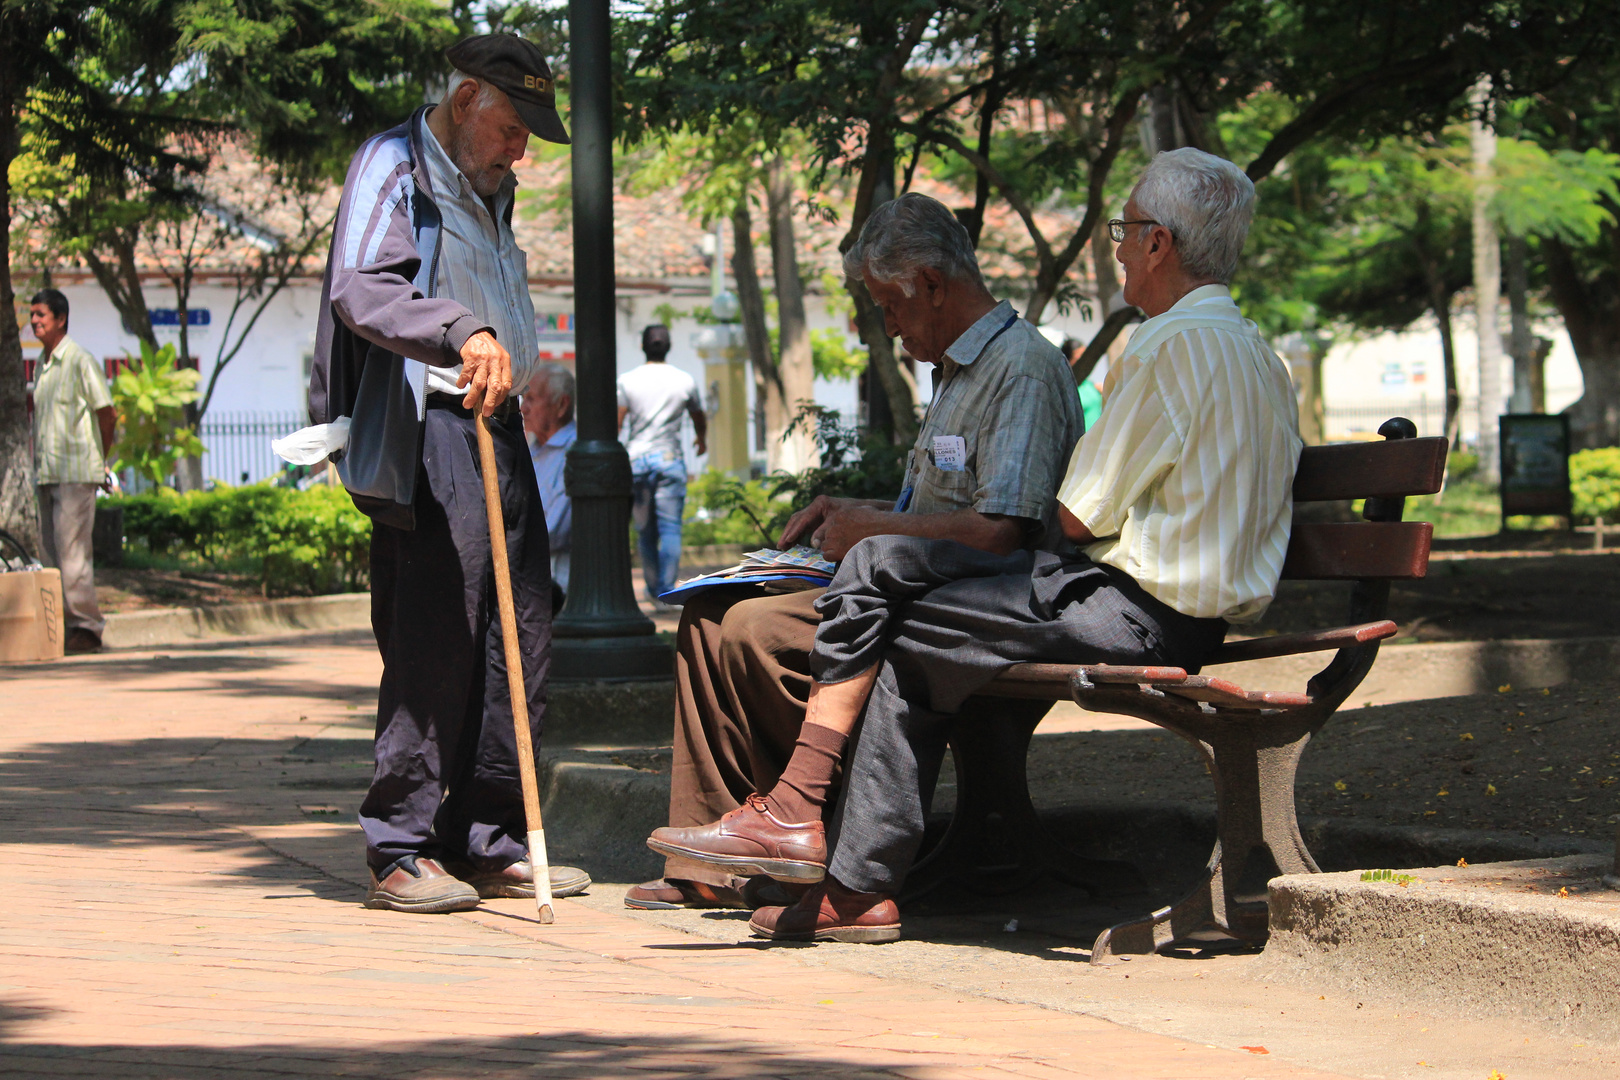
[474,411,555,924]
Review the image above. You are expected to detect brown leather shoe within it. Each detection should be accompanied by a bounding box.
[646,795,826,883]
[623,878,747,910]
[65,628,102,654]
[749,878,900,943]
[451,860,591,900]
[365,856,480,913]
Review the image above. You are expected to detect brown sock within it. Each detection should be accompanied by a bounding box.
[763,723,849,824]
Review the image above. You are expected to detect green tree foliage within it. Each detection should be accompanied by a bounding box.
[110,341,205,487]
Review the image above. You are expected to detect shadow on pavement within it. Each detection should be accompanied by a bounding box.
[0,1002,930,1079]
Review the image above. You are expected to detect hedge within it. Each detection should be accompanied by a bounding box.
[111,484,371,597]
[1572,448,1620,523]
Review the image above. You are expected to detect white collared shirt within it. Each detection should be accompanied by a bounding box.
[419,120,538,396]
[1057,285,1302,624]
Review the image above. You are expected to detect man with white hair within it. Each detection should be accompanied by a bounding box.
[522,362,577,595]
[308,34,589,914]
[683,148,1307,943]
[629,192,1084,910]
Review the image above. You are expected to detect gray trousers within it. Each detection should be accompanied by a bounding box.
[37,483,104,637]
[812,536,1227,894]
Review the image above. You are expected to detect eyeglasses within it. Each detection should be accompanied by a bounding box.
[1107,218,1166,243]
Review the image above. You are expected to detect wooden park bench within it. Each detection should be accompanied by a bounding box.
[908,418,1448,962]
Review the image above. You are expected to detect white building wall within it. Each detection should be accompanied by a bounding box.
[24,276,1592,484]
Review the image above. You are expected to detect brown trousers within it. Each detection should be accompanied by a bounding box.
[666,587,822,887]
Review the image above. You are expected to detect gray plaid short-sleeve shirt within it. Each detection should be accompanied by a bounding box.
[898,300,1083,548]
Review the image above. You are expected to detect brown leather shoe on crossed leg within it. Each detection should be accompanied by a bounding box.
[749,877,900,943]
[646,794,827,883]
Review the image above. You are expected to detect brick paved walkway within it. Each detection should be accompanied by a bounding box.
[0,635,1340,1079]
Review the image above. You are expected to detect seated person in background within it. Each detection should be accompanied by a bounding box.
[522,362,577,596]
[629,192,1084,911]
[651,147,1303,943]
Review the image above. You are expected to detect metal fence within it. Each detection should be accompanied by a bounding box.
[118,411,307,493]
[200,412,307,486]
[1322,397,1469,442]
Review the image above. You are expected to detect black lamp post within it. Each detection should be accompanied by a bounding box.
[553,0,671,679]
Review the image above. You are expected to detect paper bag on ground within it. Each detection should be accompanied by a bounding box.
[0,569,65,663]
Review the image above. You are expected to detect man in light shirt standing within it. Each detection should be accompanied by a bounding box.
[521,362,576,596]
[29,288,114,655]
[307,34,589,914]
[701,148,1305,943]
[617,325,706,605]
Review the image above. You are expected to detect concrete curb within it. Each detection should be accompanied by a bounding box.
[1258,854,1620,1037]
[100,588,1620,707]
[103,593,371,648]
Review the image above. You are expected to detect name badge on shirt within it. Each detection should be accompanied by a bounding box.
[932,435,967,472]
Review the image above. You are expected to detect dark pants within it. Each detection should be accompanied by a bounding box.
[814,536,1227,893]
[359,406,552,874]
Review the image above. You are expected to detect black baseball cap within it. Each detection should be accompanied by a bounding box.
[445,34,570,145]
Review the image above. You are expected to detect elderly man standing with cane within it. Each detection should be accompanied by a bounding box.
[306,33,590,914]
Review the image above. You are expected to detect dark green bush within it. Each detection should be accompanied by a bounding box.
[110,484,371,596]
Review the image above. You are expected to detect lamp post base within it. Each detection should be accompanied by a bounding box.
[550,635,673,682]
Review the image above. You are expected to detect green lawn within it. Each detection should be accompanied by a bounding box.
[1392,478,1567,539]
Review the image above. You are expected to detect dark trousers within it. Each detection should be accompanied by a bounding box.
[359,406,552,874]
[815,536,1227,894]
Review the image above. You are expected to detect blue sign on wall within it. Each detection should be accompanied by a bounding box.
[150,308,211,327]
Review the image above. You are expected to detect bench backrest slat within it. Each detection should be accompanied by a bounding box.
[1281,521,1433,580]
[1293,437,1448,503]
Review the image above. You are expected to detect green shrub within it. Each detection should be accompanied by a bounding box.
[1571,447,1620,522]
[1447,450,1479,481]
[684,470,784,547]
[681,407,911,549]
[109,484,371,596]
[111,340,204,487]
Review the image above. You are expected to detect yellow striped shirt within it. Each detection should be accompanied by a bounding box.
[1057,285,1301,624]
[33,335,113,486]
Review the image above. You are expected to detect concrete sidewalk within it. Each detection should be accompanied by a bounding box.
[2,634,1615,1079]
[1,634,1334,1080]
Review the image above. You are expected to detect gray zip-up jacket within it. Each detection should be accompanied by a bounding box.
[307,105,498,528]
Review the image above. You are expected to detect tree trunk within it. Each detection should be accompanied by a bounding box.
[1420,251,1462,449]
[1505,233,1534,413]
[1092,216,1121,314]
[0,66,41,555]
[1469,89,1503,484]
[1544,237,1620,449]
[81,226,156,346]
[765,157,818,473]
[730,196,785,472]
[839,129,918,446]
[173,268,204,490]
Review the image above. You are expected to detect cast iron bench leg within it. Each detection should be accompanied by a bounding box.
[1088,709,1322,963]
[900,697,1146,903]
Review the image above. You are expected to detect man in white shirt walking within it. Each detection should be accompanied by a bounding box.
[522,362,576,596]
[617,325,706,604]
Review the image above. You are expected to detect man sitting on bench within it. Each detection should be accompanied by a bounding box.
[649,147,1304,942]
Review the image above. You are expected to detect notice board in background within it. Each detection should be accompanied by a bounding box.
[1499,413,1571,522]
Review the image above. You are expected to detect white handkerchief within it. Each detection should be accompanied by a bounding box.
[932,434,967,472]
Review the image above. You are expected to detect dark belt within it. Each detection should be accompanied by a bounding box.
[426,392,516,423]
